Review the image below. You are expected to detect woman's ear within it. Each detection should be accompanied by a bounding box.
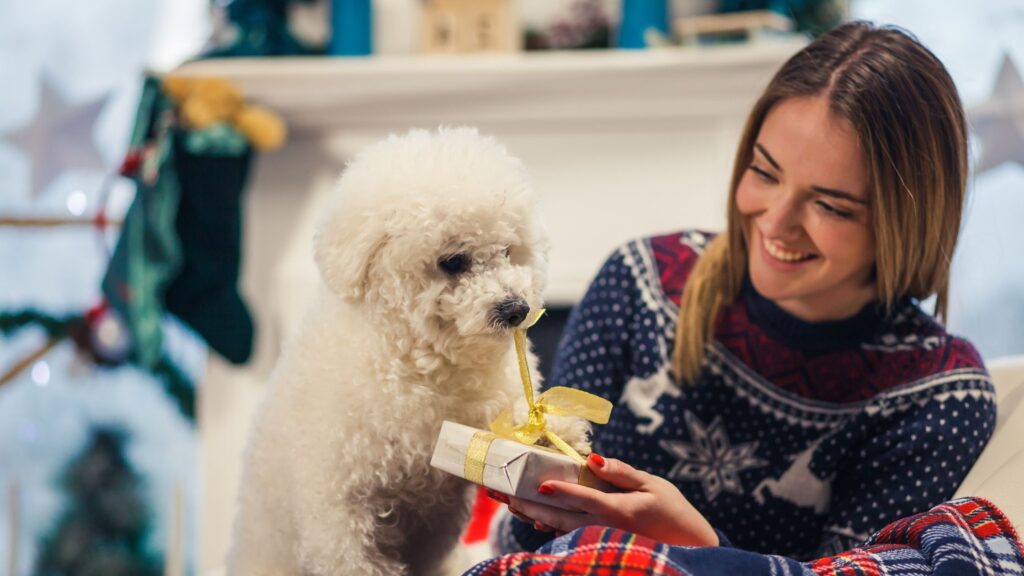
[313,210,387,301]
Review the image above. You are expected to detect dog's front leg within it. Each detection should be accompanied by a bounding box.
[544,414,594,456]
[294,496,409,576]
[289,439,408,576]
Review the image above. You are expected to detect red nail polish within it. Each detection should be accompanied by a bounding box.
[588,453,606,467]
[538,484,555,496]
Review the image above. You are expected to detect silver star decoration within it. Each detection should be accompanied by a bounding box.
[971,54,1024,175]
[659,411,767,501]
[4,76,109,198]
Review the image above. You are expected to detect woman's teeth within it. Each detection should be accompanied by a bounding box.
[764,237,813,262]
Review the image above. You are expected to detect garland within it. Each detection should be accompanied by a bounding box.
[0,309,195,423]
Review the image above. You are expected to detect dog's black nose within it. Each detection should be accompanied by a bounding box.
[495,298,531,328]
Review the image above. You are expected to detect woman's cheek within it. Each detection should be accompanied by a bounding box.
[734,176,761,217]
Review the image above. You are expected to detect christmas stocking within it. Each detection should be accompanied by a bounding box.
[163,133,254,364]
[104,76,256,367]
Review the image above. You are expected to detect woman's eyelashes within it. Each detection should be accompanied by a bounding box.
[815,200,854,220]
[749,164,777,184]
[749,163,856,220]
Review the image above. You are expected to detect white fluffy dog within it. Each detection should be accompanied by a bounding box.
[227,127,589,576]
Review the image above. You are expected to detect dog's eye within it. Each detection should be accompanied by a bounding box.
[504,246,512,259]
[438,253,471,276]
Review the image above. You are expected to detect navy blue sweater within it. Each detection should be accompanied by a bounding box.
[496,231,995,560]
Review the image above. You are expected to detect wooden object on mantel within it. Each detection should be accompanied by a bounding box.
[421,0,519,54]
[674,10,794,44]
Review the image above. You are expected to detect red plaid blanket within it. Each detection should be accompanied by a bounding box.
[465,498,1023,576]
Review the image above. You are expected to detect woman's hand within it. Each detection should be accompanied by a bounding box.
[501,454,719,547]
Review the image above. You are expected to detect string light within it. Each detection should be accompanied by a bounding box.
[30,361,50,387]
[66,190,88,216]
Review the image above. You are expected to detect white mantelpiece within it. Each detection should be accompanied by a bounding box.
[178,41,805,574]
[180,41,803,134]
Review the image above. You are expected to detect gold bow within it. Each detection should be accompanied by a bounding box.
[489,309,612,465]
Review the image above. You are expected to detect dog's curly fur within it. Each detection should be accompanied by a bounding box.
[226,128,590,576]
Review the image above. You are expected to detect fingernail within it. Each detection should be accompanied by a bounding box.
[486,489,504,503]
[588,453,606,467]
[537,484,555,496]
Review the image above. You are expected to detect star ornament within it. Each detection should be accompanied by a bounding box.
[4,77,109,198]
[659,411,767,501]
[971,54,1024,175]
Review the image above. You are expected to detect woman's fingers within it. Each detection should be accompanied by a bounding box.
[586,453,647,491]
[512,497,589,533]
[534,521,556,532]
[507,506,535,525]
[537,480,611,516]
[506,497,536,525]
[486,488,510,504]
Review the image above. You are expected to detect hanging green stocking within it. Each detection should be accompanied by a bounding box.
[163,128,255,364]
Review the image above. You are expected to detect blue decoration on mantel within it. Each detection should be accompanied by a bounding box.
[330,0,373,56]
[618,0,669,49]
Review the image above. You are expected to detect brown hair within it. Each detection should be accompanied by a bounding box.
[672,21,969,383]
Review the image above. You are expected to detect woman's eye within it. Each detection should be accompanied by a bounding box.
[816,200,853,220]
[438,253,471,276]
[749,165,776,183]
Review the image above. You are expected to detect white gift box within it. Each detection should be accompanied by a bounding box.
[430,420,614,510]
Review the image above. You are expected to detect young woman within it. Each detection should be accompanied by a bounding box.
[491,21,996,560]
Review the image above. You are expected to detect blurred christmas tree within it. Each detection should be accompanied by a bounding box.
[34,429,161,576]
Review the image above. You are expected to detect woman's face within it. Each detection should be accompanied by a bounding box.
[736,95,876,322]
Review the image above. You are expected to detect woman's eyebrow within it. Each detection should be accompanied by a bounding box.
[754,143,782,171]
[755,142,867,205]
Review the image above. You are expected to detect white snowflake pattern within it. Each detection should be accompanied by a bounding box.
[659,411,767,501]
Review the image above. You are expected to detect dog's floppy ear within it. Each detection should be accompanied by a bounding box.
[313,210,387,301]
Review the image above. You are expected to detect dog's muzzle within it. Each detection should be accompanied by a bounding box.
[492,298,530,329]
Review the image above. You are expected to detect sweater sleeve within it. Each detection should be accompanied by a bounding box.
[812,370,996,556]
[547,245,639,402]
[491,245,640,554]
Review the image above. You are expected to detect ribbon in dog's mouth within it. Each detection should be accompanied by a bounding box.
[486,309,612,464]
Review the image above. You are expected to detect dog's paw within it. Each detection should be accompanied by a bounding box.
[544,415,593,456]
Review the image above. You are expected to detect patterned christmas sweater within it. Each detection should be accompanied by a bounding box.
[497,230,996,560]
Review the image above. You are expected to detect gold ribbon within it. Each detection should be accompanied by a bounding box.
[465,431,497,485]
[462,429,604,488]
[488,309,613,465]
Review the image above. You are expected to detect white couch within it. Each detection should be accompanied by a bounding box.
[955,355,1024,528]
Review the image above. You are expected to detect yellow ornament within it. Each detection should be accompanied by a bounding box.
[161,74,287,149]
[162,75,193,103]
[192,77,244,120]
[234,105,287,151]
[180,98,220,129]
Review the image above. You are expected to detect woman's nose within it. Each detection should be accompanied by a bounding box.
[759,190,802,238]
